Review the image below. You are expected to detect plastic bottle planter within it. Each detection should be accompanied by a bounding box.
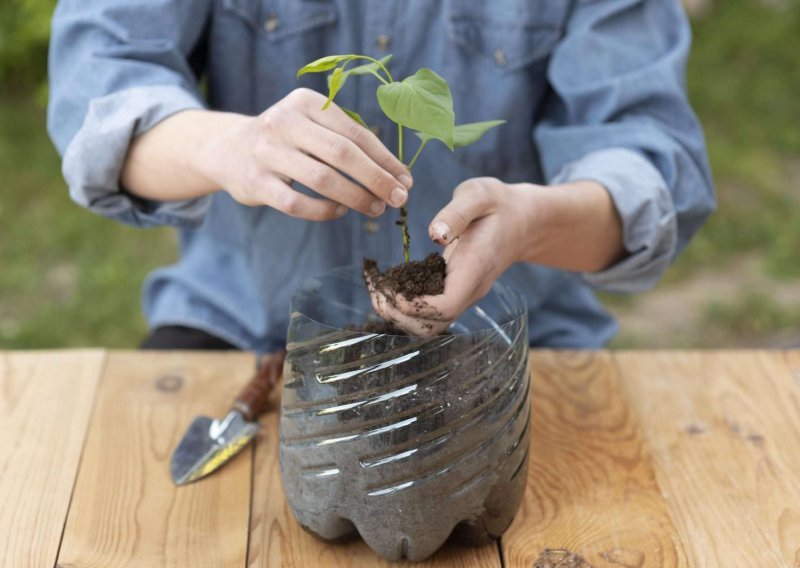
[280,265,530,562]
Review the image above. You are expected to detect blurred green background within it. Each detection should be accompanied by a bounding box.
[1,0,798,349]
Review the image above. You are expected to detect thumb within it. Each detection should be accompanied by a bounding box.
[429,178,494,246]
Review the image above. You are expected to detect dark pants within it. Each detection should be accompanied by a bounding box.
[140,325,238,350]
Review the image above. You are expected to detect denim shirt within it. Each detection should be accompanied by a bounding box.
[47,0,715,350]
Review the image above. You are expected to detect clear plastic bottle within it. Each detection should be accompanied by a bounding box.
[280,265,530,562]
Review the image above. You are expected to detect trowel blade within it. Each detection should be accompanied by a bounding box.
[170,410,259,485]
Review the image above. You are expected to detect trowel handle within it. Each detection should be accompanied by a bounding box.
[233,350,286,422]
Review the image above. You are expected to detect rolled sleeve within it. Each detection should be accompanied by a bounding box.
[535,0,716,292]
[62,86,208,228]
[48,0,212,228]
[551,148,677,293]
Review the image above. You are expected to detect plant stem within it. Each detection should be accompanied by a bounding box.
[349,54,409,264]
[399,206,410,264]
[397,124,410,264]
[351,55,393,83]
[396,139,431,264]
[407,140,428,170]
[399,126,404,163]
[364,69,388,85]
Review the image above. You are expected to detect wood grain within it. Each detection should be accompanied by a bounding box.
[503,350,686,568]
[0,350,105,568]
[57,352,255,568]
[5,349,800,567]
[247,399,501,567]
[616,351,800,567]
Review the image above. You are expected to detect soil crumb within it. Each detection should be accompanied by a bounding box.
[363,253,446,301]
[534,548,593,568]
[353,319,407,335]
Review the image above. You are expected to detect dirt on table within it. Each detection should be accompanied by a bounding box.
[363,253,446,302]
[534,548,594,568]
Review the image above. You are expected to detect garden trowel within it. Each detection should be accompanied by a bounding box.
[170,350,285,485]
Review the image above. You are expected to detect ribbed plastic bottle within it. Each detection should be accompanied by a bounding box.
[280,265,530,562]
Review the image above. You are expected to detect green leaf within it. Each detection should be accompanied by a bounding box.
[340,107,368,127]
[416,119,506,148]
[322,66,344,109]
[376,68,455,149]
[297,54,355,78]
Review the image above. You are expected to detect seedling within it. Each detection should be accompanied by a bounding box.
[298,54,504,263]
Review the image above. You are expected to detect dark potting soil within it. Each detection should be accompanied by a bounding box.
[534,548,594,568]
[355,319,407,335]
[344,318,407,335]
[363,253,446,301]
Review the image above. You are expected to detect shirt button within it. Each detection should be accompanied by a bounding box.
[264,15,279,33]
[363,220,381,234]
[494,48,507,67]
[369,125,381,137]
[376,34,391,52]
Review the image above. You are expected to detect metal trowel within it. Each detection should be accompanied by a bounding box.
[170,350,285,485]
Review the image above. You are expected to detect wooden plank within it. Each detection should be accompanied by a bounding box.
[248,400,502,567]
[57,352,255,568]
[615,351,800,567]
[503,350,686,567]
[0,350,105,568]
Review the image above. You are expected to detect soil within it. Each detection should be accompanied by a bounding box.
[534,548,593,568]
[280,319,531,561]
[363,253,446,301]
[347,319,407,335]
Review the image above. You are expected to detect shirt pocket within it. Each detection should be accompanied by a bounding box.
[212,0,338,111]
[446,1,565,73]
[438,0,569,177]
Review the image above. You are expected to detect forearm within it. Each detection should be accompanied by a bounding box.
[518,180,625,273]
[120,109,248,201]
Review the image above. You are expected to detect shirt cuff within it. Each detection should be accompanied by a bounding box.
[62,85,210,229]
[549,148,678,293]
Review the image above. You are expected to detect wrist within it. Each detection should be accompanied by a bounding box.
[121,109,247,202]
[188,110,252,194]
[516,180,625,272]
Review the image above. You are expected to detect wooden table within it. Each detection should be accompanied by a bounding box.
[2,350,800,567]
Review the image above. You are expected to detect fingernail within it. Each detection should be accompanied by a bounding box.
[430,221,451,243]
[398,174,413,189]
[335,205,348,217]
[370,200,386,216]
[390,187,407,207]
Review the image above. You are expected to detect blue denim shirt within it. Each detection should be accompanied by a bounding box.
[47,0,715,350]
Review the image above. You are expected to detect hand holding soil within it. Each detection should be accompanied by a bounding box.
[363,253,450,335]
[365,177,531,335]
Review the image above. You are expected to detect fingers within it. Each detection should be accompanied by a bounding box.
[268,89,412,212]
[270,147,387,217]
[262,177,346,221]
[369,287,448,336]
[429,178,496,245]
[392,223,500,322]
[365,273,451,336]
[306,101,413,191]
[442,238,460,262]
[289,120,409,208]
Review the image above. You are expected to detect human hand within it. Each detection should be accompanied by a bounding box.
[368,177,625,336]
[198,88,412,220]
[368,177,531,335]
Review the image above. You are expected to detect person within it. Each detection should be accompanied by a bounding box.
[47,0,715,351]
